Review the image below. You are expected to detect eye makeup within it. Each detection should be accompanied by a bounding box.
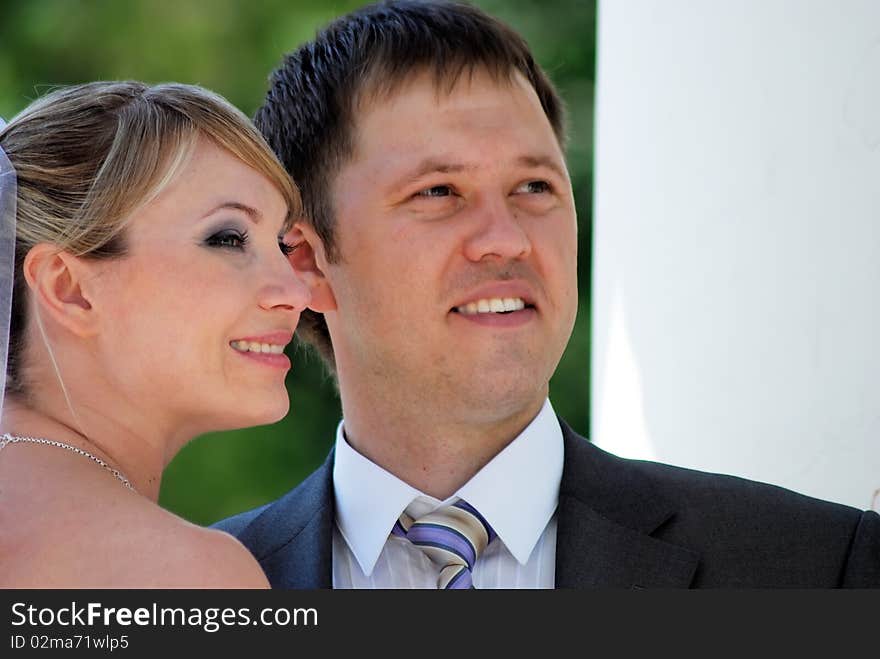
[204,226,249,251]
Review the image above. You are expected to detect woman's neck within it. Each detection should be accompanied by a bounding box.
[1,398,165,500]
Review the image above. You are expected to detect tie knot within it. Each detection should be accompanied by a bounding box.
[392,500,497,588]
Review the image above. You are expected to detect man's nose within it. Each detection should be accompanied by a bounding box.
[461,195,532,262]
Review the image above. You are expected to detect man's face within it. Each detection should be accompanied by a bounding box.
[318,68,578,423]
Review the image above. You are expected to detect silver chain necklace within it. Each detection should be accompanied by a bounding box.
[0,432,136,492]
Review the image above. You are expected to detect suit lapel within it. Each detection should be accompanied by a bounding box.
[555,422,699,588]
[239,450,336,588]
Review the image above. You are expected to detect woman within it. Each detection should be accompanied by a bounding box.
[0,81,309,587]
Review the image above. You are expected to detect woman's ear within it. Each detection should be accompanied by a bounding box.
[285,222,337,313]
[23,244,99,337]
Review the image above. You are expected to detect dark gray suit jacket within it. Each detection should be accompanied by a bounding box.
[214,419,880,588]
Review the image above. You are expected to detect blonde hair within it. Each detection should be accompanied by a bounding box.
[0,81,301,396]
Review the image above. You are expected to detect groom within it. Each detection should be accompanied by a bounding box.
[216,0,880,587]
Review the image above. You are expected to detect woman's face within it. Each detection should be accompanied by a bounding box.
[92,138,308,437]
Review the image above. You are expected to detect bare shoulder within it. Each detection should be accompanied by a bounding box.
[107,504,271,589]
[151,523,271,589]
[0,493,269,588]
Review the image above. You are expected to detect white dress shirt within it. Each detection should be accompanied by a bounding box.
[332,399,563,588]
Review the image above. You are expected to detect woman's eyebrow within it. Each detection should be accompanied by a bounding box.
[200,201,263,223]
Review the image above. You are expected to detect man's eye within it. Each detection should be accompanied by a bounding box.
[516,180,552,194]
[417,185,453,198]
[205,229,249,250]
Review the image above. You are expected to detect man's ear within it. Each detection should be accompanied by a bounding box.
[23,244,99,337]
[286,222,337,313]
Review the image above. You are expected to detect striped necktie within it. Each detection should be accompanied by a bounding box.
[391,500,497,589]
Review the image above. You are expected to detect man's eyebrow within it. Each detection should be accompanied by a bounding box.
[201,201,263,223]
[516,155,568,179]
[397,159,474,186]
[396,155,568,187]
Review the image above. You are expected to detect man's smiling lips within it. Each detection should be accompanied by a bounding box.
[450,284,537,327]
[456,296,526,314]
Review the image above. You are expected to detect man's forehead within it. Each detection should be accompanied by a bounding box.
[349,66,553,159]
[338,67,566,188]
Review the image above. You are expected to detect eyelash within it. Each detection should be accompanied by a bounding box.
[206,229,249,250]
[278,239,297,256]
[206,229,296,256]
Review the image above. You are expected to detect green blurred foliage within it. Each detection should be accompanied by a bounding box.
[0,0,595,524]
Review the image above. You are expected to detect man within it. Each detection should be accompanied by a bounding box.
[215,0,879,588]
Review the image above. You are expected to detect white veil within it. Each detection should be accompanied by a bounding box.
[0,117,18,422]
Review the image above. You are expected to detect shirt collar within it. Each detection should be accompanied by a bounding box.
[332,398,563,575]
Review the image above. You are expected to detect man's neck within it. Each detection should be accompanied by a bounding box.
[339,395,546,500]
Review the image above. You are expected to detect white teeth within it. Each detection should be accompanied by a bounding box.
[455,297,527,315]
[231,340,286,354]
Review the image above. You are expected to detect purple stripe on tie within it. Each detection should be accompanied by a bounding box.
[391,519,407,538]
[408,524,476,569]
[453,500,497,543]
[445,567,472,589]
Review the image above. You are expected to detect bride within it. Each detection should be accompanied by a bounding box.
[0,81,309,587]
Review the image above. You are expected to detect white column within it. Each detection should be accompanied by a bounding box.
[592,0,880,511]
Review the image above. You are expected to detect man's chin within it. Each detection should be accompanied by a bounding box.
[455,374,549,421]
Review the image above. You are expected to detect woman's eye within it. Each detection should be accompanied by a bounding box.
[205,229,249,250]
[416,185,454,198]
[516,180,552,194]
[278,239,297,256]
